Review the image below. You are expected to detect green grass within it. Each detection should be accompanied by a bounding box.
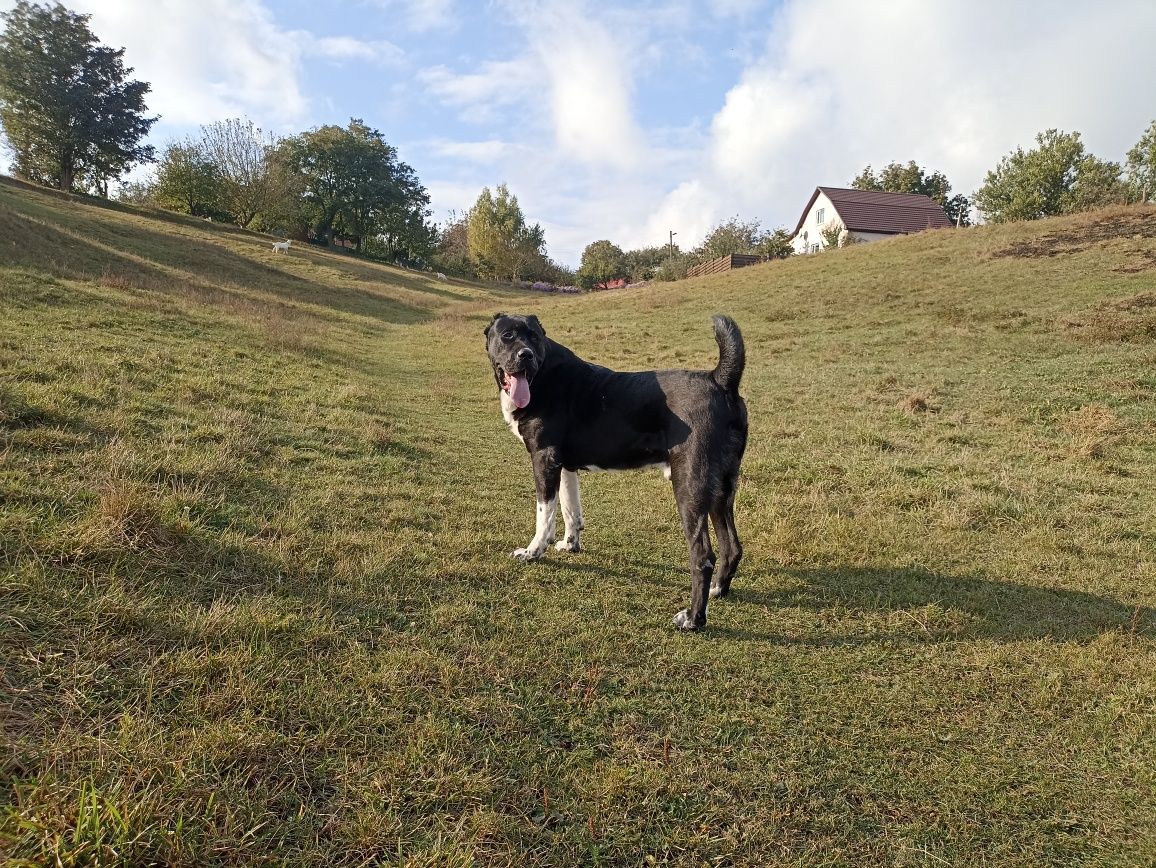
[1,174,1154,866]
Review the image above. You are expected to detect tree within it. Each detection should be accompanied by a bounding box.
[152,141,223,218]
[1125,120,1156,203]
[525,256,575,287]
[432,211,472,276]
[755,228,794,259]
[113,179,156,207]
[694,216,764,262]
[973,129,1124,223]
[852,160,969,226]
[274,119,433,256]
[621,245,669,282]
[196,118,280,228]
[0,1,156,193]
[655,252,690,282]
[1068,154,1127,212]
[466,184,546,281]
[689,216,792,265]
[366,152,435,260]
[819,222,846,249]
[576,240,628,289]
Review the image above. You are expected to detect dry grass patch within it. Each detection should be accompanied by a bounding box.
[1062,403,1127,461]
[72,479,189,558]
[1059,291,1156,343]
[992,206,1156,259]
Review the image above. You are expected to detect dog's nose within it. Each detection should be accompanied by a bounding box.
[516,348,534,363]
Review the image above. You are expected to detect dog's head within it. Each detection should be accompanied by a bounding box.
[484,312,546,409]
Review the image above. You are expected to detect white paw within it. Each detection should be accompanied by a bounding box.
[512,547,543,562]
[709,584,726,599]
[672,609,700,631]
[554,537,581,553]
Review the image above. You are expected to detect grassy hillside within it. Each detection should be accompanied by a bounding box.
[1,174,1154,866]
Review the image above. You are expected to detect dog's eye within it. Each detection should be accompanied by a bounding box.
[501,331,516,342]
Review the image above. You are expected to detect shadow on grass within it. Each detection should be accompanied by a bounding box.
[305,246,476,302]
[1,201,432,325]
[0,390,103,439]
[720,564,1151,644]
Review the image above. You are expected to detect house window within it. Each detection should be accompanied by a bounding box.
[811,243,820,254]
[816,207,825,224]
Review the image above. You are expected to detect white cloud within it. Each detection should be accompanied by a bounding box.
[424,179,490,223]
[430,140,514,164]
[420,1,649,169]
[60,0,308,126]
[303,34,405,66]
[364,0,457,32]
[54,0,402,129]
[417,59,539,123]
[515,3,648,169]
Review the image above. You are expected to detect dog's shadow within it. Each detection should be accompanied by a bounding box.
[706,563,1151,645]
[549,553,1148,644]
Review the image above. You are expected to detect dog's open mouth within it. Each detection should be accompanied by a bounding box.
[501,368,532,409]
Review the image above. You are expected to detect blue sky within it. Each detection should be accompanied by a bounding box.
[4,0,1156,266]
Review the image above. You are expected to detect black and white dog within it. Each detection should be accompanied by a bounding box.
[485,313,748,630]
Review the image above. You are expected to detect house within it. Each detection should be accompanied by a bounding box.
[790,187,952,254]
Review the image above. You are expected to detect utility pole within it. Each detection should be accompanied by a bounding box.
[668,230,677,259]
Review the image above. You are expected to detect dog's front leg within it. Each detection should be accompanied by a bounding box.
[513,450,560,562]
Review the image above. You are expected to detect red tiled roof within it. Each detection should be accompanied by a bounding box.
[792,187,952,237]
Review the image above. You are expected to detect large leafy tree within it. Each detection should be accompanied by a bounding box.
[1125,120,1156,203]
[0,1,156,193]
[466,184,546,281]
[576,240,628,289]
[275,119,432,255]
[852,160,970,226]
[973,129,1124,223]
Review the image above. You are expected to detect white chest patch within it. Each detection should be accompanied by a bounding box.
[499,391,524,444]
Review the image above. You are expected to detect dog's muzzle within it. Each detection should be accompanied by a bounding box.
[501,349,536,409]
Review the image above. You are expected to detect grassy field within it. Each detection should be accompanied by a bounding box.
[1,174,1154,866]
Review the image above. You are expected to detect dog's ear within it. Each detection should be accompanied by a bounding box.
[484,312,505,337]
[526,314,546,340]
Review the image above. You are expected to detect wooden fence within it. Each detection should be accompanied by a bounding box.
[686,253,762,279]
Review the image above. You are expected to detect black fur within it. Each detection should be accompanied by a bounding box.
[485,313,748,630]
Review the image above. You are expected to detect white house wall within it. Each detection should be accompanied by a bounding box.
[791,191,839,254]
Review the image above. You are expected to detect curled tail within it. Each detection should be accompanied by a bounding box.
[710,314,745,392]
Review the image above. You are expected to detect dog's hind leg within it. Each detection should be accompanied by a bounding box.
[672,497,715,631]
[554,470,584,553]
[709,481,742,599]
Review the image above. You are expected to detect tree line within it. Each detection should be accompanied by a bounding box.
[3,2,1156,284]
[118,117,437,263]
[573,219,795,289]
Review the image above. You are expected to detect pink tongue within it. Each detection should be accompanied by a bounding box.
[508,374,531,409]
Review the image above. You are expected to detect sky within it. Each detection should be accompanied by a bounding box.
[3,0,1156,267]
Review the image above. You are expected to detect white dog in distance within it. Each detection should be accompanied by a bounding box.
[436,272,447,281]
[272,239,291,253]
